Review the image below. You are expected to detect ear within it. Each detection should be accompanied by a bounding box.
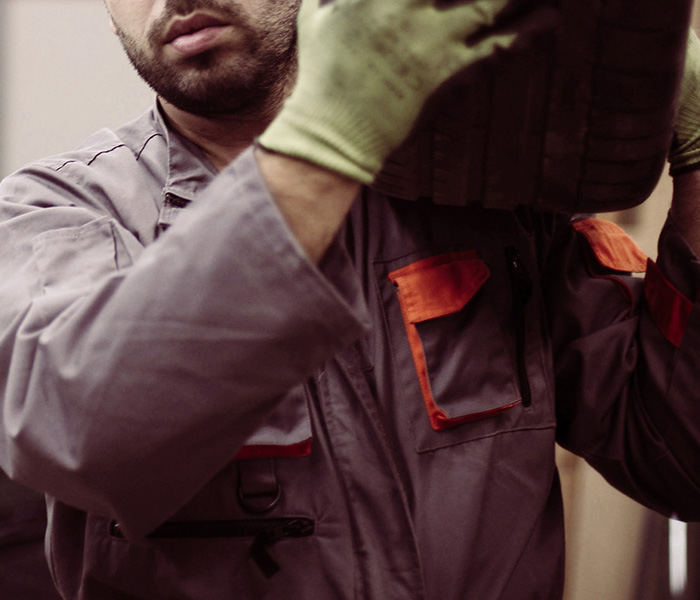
[109,17,118,35]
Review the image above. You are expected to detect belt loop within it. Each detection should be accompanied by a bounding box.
[237,458,281,514]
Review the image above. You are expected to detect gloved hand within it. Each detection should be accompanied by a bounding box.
[670,29,700,176]
[259,0,528,183]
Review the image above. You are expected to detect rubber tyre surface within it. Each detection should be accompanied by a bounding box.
[372,0,693,213]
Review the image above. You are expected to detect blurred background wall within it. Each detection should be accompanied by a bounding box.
[0,0,152,177]
[0,1,698,600]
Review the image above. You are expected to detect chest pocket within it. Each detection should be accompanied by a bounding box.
[32,216,135,293]
[386,250,523,451]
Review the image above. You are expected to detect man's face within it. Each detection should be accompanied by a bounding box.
[104,0,299,116]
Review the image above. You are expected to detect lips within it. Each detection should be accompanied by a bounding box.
[162,12,236,58]
[164,13,230,45]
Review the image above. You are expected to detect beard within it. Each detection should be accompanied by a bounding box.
[113,0,299,117]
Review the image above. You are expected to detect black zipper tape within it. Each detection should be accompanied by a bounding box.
[110,517,314,578]
[505,246,533,407]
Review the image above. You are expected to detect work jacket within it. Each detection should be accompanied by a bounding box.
[0,104,699,600]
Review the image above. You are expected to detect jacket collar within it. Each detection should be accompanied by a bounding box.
[155,99,218,206]
[150,100,219,233]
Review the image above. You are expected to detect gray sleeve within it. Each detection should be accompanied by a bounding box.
[0,148,370,538]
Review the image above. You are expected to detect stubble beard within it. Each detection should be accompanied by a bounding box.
[113,0,299,118]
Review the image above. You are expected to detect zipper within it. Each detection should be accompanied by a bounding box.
[110,517,314,578]
[505,246,533,407]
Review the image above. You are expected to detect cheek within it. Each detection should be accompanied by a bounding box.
[240,0,285,17]
[237,0,257,11]
[107,0,159,40]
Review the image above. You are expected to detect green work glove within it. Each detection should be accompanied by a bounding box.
[259,0,525,183]
[670,29,700,176]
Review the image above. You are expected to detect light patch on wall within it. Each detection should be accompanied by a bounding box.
[669,518,688,597]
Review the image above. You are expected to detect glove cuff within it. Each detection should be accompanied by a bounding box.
[670,29,700,176]
[258,86,398,184]
[669,149,700,176]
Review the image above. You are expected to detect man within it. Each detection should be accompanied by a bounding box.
[0,0,699,598]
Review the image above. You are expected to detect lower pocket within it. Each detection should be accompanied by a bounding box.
[109,516,314,578]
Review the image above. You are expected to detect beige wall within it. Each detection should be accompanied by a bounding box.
[0,2,695,600]
[0,0,152,177]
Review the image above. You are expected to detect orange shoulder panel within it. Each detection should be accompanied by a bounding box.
[572,218,648,273]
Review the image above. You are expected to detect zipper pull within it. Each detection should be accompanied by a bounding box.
[249,518,315,578]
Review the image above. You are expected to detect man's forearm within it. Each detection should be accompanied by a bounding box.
[255,148,361,264]
[671,168,700,257]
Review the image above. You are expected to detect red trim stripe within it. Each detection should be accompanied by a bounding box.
[644,259,693,348]
[234,437,313,460]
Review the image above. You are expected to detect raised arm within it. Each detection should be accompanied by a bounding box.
[256,0,544,262]
[670,29,700,256]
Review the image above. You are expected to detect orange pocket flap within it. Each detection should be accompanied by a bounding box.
[388,251,490,323]
[572,218,647,273]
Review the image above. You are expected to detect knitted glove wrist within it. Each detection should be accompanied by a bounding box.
[670,29,700,176]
